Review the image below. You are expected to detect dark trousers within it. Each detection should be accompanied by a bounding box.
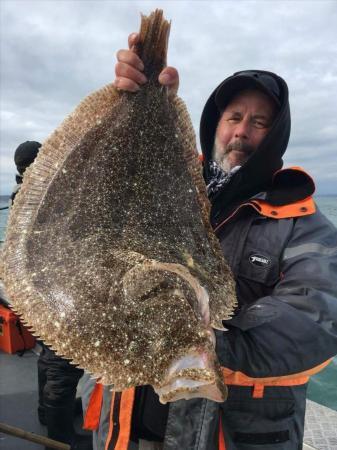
[38,344,83,448]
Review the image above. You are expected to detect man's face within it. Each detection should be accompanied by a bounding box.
[213,89,277,172]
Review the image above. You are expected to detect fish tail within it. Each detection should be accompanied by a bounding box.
[136,9,171,81]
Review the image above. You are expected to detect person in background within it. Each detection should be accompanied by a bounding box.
[81,33,337,450]
[11,140,42,203]
[11,141,92,450]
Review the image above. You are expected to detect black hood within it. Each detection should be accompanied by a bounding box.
[14,140,41,175]
[200,70,291,217]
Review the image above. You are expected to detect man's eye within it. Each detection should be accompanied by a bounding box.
[228,117,240,123]
[253,120,268,129]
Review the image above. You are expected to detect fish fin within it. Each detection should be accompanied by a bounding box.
[136,9,170,81]
[4,81,120,259]
[171,96,218,254]
[2,82,120,360]
[171,95,238,324]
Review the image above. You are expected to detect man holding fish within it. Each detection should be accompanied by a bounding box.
[82,32,337,450]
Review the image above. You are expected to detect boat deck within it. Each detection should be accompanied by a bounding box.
[0,348,90,450]
[1,349,337,449]
[304,400,337,450]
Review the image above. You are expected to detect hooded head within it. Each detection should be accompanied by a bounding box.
[14,141,41,175]
[200,70,291,212]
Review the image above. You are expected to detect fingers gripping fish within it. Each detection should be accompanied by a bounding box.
[2,10,237,403]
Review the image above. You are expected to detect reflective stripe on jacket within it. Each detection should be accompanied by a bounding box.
[222,359,332,399]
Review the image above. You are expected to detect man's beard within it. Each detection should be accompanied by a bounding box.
[213,138,255,172]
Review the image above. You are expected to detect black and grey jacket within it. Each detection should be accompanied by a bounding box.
[82,174,337,450]
[164,178,337,450]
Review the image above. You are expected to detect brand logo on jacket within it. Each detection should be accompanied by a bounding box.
[249,254,271,267]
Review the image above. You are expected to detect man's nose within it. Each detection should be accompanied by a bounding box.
[234,120,250,139]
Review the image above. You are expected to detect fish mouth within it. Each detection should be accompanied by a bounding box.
[153,349,227,404]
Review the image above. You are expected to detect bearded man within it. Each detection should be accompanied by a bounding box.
[81,33,337,450]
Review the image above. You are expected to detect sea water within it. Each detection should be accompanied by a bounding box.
[0,195,337,410]
[306,196,337,411]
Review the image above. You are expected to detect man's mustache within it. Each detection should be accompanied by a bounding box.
[225,140,255,156]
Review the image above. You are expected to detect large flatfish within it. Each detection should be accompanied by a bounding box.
[2,10,236,403]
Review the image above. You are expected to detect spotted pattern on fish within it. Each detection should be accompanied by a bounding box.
[2,10,236,400]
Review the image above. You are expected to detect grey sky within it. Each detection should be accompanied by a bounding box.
[1,0,337,195]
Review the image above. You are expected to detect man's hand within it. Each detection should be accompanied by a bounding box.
[114,32,179,97]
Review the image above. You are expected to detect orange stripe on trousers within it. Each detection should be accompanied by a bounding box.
[83,382,104,431]
[219,416,226,450]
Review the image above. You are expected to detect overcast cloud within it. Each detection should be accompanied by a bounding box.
[1,0,337,195]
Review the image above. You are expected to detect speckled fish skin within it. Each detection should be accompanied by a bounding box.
[2,10,236,398]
